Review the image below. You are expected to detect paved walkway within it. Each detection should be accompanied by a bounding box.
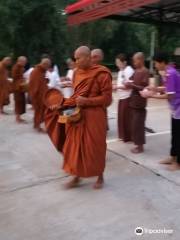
[0,97,180,240]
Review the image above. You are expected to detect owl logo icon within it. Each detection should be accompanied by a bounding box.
[135,227,144,236]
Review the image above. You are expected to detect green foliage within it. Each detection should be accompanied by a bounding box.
[0,0,180,65]
[0,0,67,64]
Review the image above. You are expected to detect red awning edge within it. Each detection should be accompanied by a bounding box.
[65,0,98,14]
[65,0,159,25]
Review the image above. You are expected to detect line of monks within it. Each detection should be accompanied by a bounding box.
[0,56,51,131]
[0,47,112,189]
[2,46,177,189]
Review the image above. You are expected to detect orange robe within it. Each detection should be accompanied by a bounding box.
[0,62,9,108]
[29,65,48,128]
[45,65,112,177]
[12,64,26,115]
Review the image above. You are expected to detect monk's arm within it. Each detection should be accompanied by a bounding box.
[131,83,146,91]
[62,81,90,108]
[62,96,76,108]
[82,72,112,107]
[29,72,40,97]
[130,72,149,91]
[12,68,23,83]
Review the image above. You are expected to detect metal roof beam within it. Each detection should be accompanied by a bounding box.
[104,14,180,27]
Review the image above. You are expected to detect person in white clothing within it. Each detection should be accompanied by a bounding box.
[23,65,34,106]
[114,54,134,142]
[53,64,59,76]
[47,63,61,91]
[60,57,76,98]
[24,67,34,84]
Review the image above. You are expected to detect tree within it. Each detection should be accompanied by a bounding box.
[0,0,67,64]
[0,0,179,67]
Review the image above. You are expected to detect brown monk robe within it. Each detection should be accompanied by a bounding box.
[29,58,51,132]
[12,56,28,123]
[125,52,149,153]
[45,46,112,189]
[0,57,12,114]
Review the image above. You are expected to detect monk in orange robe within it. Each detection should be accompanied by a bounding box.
[45,46,112,189]
[29,58,51,132]
[0,57,12,114]
[12,56,28,123]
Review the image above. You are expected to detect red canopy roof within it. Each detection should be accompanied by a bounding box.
[66,0,99,14]
[65,0,158,25]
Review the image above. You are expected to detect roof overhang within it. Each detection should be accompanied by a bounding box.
[65,0,180,26]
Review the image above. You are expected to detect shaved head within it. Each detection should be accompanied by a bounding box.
[134,52,145,61]
[74,46,91,70]
[133,52,145,68]
[41,58,51,65]
[17,56,27,66]
[18,56,27,62]
[91,49,104,65]
[91,49,104,56]
[40,58,51,70]
[3,56,11,62]
[2,56,12,66]
[75,46,91,57]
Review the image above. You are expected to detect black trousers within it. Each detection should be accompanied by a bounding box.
[171,118,180,164]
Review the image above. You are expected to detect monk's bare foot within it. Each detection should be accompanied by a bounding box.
[131,145,144,154]
[64,177,80,189]
[159,157,176,165]
[16,116,27,124]
[16,120,27,124]
[37,127,46,133]
[93,175,104,190]
[0,110,8,115]
[166,162,180,171]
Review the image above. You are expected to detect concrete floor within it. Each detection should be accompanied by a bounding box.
[0,94,180,240]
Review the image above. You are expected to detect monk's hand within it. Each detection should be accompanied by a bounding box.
[49,104,61,110]
[157,86,166,93]
[63,82,72,88]
[124,81,133,89]
[76,96,88,107]
[60,77,66,82]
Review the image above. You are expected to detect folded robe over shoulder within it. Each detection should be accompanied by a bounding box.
[45,65,112,177]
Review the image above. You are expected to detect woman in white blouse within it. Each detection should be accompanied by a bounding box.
[114,54,134,142]
[60,57,76,98]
